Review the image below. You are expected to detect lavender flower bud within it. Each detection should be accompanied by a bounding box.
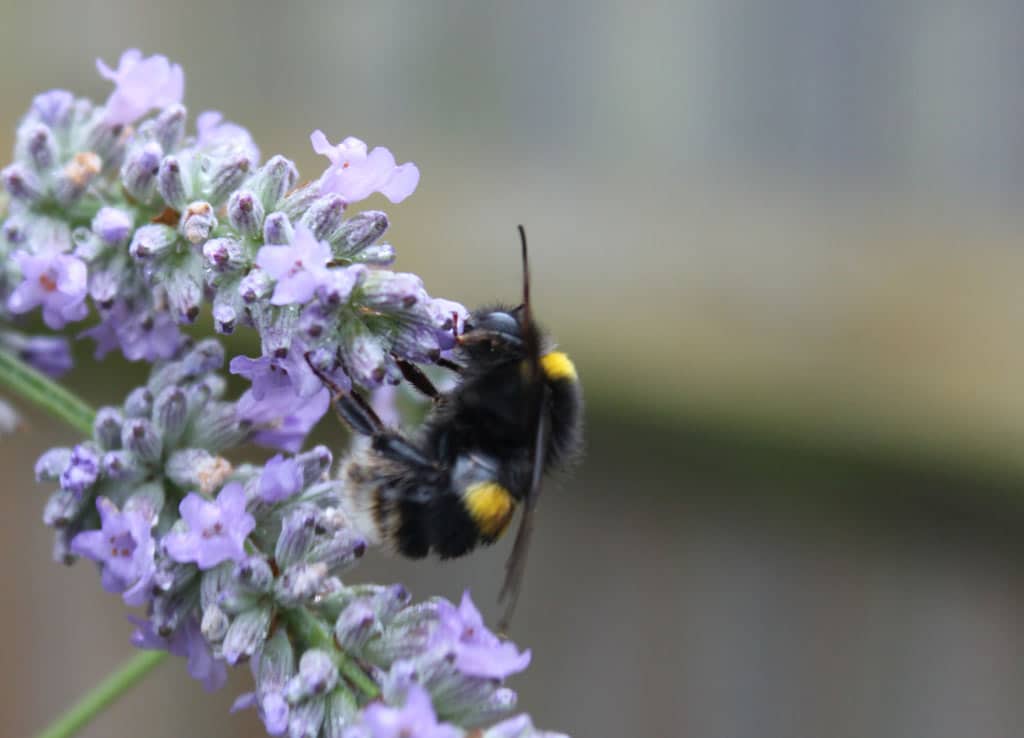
[212,294,238,334]
[275,562,328,606]
[181,201,217,244]
[251,155,298,209]
[447,688,518,727]
[124,480,165,522]
[153,386,188,444]
[30,89,74,128]
[59,444,101,496]
[280,182,321,220]
[306,528,366,572]
[295,445,332,486]
[301,194,346,241]
[239,269,273,304]
[93,407,124,450]
[317,265,365,307]
[185,401,251,452]
[285,649,338,702]
[163,261,203,322]
[124,387,154,418]
[20,123,58,171]
[35,447,72,482]
[121,141,162,201]
[275,508,320,569]
[392,323,441,363]
[334,601,382,652]
[227,190,264,237]
[297,304,330,341]
[130,224,177,260]
[92,206,133,245]
[263,211,293,245]
[322,688,358,738]
[203,237,247,272]
[85,120,127,170]
[257,307,298,359]
[260,629,297,691]
[3,163,43,203]
[121,418,162,465]
[222,604,272,664]
[350,583,411,624]
[205,153,250,204]
[153,104,187,151]
[101,450,145,482]
[340,320,388,385]
[55,152,102,206]
[43,489,85,528]
[360,271,424,312]
[233,556,274,594]
[166,449,233,495]
[333,211,388,255]
[287,697,326,738]
[201,603,230,643]
[156,156,188,210]
[353,242,396,266]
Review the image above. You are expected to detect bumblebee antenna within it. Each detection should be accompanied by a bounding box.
[498,225,545,631]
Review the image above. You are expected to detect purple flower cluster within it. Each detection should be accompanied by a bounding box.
[2,48,463,454]
[8,49,568,738]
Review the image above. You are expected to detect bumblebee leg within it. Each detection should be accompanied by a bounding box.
[394,358,443,400]
[436,357,464,374]
[305,353,437,470]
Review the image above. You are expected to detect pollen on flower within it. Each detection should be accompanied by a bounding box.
[38,273,57,292]
[65,152,102,185]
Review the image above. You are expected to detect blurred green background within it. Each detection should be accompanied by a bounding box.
[4,2,1024,737]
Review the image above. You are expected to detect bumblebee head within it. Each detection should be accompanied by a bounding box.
[457,306,531,360]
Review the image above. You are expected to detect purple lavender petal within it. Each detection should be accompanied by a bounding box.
[251,389,329,453]
[358,685,459,738]
[164,483,256,569]
[259,454,304,503]
[196,110,259,165]
[7,249,88,329]
[431,591,532,679]
[70,497,156,606]
[312,130,420,204]
[97,49,185,125]
[92,206,134,245]
[255,224,332,306]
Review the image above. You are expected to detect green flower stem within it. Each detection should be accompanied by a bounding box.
[35,650,168,738]
[0,348,95,435]
[282,606,381,699]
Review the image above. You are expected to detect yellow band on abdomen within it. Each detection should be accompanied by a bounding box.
[463,481,515,538]
[540,351,577,382]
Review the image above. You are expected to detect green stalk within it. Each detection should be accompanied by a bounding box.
[282,606,380,698]
[35,650,167,738]
[0,348,95,435]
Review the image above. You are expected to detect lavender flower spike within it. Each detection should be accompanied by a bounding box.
[312,130,420,204]
[97,49,185,125]
[164,482,256,569]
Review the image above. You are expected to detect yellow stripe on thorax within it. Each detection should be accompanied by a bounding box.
[540,351,577,382]
[463,481,515,538]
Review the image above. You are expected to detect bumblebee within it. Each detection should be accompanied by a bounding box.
[309,227,583,627]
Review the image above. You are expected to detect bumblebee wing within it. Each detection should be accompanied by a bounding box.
[498,384,549,632]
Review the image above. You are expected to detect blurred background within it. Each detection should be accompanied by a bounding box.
[4,1,1024,737]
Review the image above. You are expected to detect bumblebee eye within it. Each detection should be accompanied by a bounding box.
[475,311,519,336]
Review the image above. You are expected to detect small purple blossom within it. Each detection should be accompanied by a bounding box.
[7,249,88,329]
[312,130,420,204]
[70,497,156,606]
[251,389,330,453]
[131,615,227,692]
[196,110,259,165]
[255,224,332,306]
[0,331,72,377]
[231,342,327,422]
[92,206,134,245]
[433,592,531,679]
[81,303,184,362]
[97,49,184,125]
[59,443,100,496]
[259,454,304,503]
[164,482,256,569]
[345,685,459,738]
